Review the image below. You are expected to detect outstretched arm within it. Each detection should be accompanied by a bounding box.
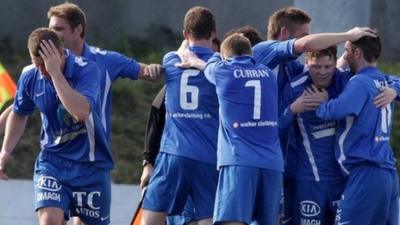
[294,27,377,54]
[138,63,164,81]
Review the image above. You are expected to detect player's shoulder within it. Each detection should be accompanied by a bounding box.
[87,45,128,63]
[18,64,39,87]
[88,45,109,57]
[162,51,180,66]
[21,64,36,75]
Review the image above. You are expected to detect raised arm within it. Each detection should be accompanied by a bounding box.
[40,40,91,122]
[294,27,377,54]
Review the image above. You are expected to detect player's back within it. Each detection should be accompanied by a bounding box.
[160,46,218,164]
[327,67,396,173]
[207,54,283,171]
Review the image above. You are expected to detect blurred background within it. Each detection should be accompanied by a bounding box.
[0,0,399,185]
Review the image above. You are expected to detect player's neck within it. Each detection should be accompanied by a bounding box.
[188,39,212,49]
[356,60,377,73]
[70,40,85,56]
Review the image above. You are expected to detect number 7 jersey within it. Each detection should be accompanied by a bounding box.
[160,46,219,164]
[205,53,283,172]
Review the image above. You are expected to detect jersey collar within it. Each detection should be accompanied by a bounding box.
[227,55,256,65]
[82,42,92,58]
[188,45,214,55]
[357,66,380,75]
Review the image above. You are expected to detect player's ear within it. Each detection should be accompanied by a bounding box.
[352,47,360,60]
[74,24,83,38]
[183,30,190,40]
[280,26,290,40]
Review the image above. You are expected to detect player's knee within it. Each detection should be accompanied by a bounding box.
[142,210,167,225]
[39,216,64,225]
[38,209,64,225]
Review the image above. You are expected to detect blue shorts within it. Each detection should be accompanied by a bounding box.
[142,153,218,220]
[213,166,283,225]
[294,179,345,225]
[33,152,111,225]
[335,165,399,225]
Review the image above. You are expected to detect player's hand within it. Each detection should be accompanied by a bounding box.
[305,85,329,102]
[336,53,349,71]
[140,164,153,189]
[38,39,63,78]
[374,87,397,108]
[143,64,163,79]
[175,50,206,70]
[290,91,321,114]
[177,40,189,54]
[0,151,10,180]
[346,27,377,41]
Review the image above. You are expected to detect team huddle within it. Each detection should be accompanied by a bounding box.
[0,2,398,225]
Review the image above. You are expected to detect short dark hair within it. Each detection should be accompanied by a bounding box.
[28,28,63,58]
[224,26,264,47]
[48,3,86,38]
[221,33,252,58]
[267,7,311,40]
[351,35,381,63]
[306,46,338,62]
[183,6,216,40]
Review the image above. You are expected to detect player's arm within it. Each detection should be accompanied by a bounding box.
[316,79,368,120]
[294,27,377,54]
[40,40,91,122]
[279,84,296,130]
[0,111,29,180]
[0,63,36,180]
[140,87,166,189]
[0,105,12,135]
[175,50,207,70]
[137,63,164,81]
[374,75,400,107]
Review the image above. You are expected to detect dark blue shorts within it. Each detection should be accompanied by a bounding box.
[213,165,283,225]
[335,165,399,225]
[294,179,345,225]
[142,152,218,221]
[34,152,111,225]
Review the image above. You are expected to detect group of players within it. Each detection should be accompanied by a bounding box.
[0,2,398,225]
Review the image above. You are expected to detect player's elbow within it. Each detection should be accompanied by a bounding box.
[73,113,89,122]
[72,108,91,122]
[293,39,308,53]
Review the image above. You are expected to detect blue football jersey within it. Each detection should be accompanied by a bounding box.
[14,50,112,169]
[280,69,352,181]
[160,46,219,164]
[316,67,397,174]
[204,53,283,171]
[253,39,306,177]
[82,43,141,140]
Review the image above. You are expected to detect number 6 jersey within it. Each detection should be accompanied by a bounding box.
[160,46,218,165]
